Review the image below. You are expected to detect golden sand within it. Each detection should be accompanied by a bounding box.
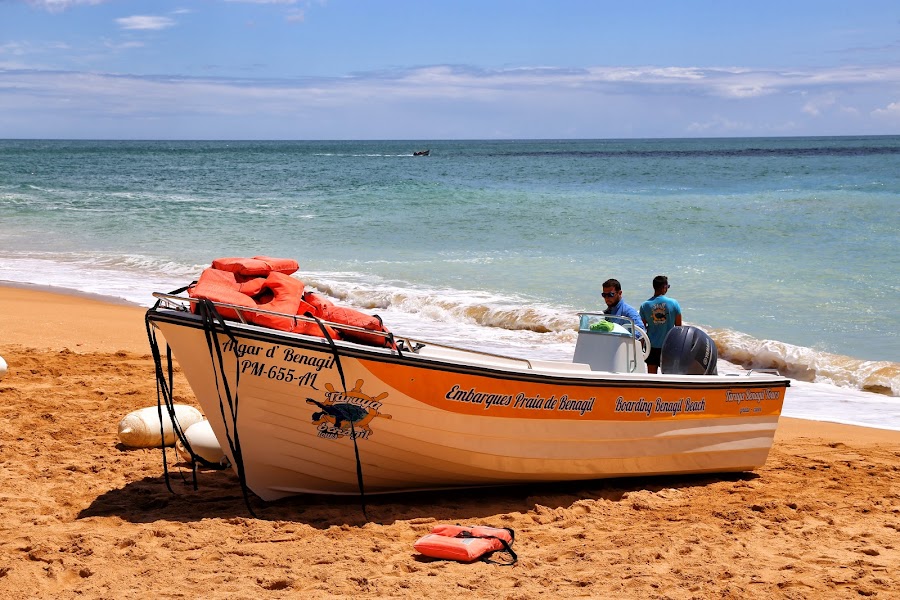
[0,284,897,599]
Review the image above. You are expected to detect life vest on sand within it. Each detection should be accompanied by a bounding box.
[414,525,517,564]
[187,257,387,346]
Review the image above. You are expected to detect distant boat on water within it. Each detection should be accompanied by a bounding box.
[413,149,430,156]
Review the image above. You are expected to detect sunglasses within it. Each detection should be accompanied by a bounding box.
[601,292,618,298]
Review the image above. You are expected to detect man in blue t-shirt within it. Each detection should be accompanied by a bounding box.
[601,278,644,335]
[639,275,682,373]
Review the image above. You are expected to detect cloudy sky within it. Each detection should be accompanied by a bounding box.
[2,0,899,139]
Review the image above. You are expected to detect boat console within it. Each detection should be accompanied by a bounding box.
[573,312,649,373]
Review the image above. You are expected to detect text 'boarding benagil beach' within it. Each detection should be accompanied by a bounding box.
[0,136,898,433]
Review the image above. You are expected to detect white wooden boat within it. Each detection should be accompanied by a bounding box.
[146,293,788,501]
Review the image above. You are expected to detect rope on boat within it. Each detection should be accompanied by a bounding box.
[145,317,180,492]
[194,298,257,518]
[144,293,257,517]
[309,312,370,522]
[145,287,226,493]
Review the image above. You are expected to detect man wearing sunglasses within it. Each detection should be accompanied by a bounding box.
[639,275,683,374]
[601,279,644,336]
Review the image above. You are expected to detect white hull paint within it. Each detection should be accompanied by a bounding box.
[148,306,788,500]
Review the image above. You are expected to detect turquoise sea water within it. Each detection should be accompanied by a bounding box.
[1,137,898,421]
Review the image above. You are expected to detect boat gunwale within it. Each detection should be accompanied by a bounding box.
[147,304,791,392]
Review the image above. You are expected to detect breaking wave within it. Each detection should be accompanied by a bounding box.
[304,276,576,334]
[710,328,899,397]
[305,275,899,397]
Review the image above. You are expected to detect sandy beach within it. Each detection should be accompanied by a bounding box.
[0,284,898,599]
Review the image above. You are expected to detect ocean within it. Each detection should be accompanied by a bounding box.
[1,137,898,430]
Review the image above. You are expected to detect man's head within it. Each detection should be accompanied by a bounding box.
[601,278,623,307]
[653,275,670,294]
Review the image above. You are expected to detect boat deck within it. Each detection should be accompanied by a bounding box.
[411,342,593,373]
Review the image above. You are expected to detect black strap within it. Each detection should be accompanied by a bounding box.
[195,298,257,518]
[145,315,177,492]
[310,313,369,522]
[145,298,234,474]
[454,528,518,566]
[148,287,219,462]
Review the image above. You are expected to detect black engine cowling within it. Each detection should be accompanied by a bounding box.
[660,325,718,375]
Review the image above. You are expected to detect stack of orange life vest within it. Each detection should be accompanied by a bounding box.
[187,256,393,347]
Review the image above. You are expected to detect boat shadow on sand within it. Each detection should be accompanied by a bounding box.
[78,468,759,528]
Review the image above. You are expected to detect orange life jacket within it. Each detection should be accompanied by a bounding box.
[187,257,388,346]
[304,292,394,348]
[211,256,298,277]
[188,267,258,320]
[249,272,305,331]
[414,524,516,564]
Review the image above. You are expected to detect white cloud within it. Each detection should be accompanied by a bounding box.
[24,0,108,12]
[871,101,900,119]
[116,16,176,31]
[5,63,899,107]
[803,94,865,119]
[803,94,836,116]
[686,115,752,133]
[286,9,306,22]
[104,40,145,50]
[0,40,72,70]
[0,42,29,57]
[1,62,899,138]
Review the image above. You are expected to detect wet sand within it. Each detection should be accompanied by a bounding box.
[0,284,897,599]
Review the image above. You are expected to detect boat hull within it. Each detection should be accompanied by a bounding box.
[148,309,788,500]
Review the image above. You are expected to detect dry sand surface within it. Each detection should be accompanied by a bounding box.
[1,284,898,599]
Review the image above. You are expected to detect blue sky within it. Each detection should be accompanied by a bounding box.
[2,0,899,139]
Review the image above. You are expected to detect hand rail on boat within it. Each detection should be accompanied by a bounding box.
[150,292,536,370]
[393,336,535,370]
[748,368,780,375]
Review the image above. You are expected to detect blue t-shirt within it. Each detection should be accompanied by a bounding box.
[639,295,681,348]
[604,300,644,335]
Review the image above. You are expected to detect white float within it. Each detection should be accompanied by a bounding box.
[175,419,226,465]
[117,404,204,448]
[0,355,7,380]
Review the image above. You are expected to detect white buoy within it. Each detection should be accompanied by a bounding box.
[0,355,7,380]
[176,419,226,464]
[117,405,204,448]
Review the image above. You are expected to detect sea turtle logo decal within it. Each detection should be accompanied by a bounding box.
[306,379,392,439]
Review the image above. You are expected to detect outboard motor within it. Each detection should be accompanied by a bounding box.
[660,326,718,375]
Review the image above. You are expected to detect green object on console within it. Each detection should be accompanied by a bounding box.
[590,320,614,332]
